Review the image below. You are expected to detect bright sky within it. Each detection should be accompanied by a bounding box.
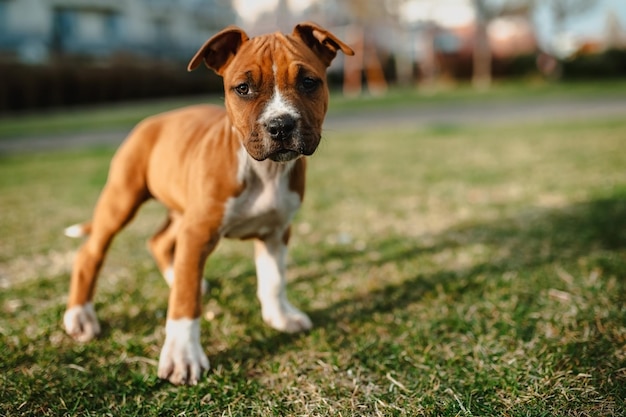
[532,0,626,54]
[535,0,626,36]
[400,0,475,27]
[232,0,626,42]
[232,0,315,23]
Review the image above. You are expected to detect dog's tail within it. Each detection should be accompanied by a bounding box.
[64,222,92,238]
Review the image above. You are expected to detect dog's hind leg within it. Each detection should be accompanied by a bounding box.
[64,172,150,342]
[148,212,179,287]
[148,212,207,294]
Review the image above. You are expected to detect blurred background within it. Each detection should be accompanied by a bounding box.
[0,0,625,114]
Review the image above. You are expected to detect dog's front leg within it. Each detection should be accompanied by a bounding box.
[157,219,216,385]
[254,230,312,333]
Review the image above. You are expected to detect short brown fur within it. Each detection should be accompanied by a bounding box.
[63,22,353,385]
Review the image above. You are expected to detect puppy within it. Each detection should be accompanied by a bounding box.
[63,22,354,385]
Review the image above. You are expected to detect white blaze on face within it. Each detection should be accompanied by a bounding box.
[259,65,301,129]
[259,89,301,130]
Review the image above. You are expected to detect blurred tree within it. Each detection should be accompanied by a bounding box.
[544,0,599,32]
[472,0,493,89]
[342,0,389,96]
[606,11,624,49]
[527,0,598,78]
[471,0,531,89]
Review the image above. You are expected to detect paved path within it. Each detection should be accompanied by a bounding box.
[1,95,625,154]
[325,96,626,130]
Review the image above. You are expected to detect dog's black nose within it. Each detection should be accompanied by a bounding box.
[266,114,296,141]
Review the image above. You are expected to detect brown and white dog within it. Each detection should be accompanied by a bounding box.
[62,22,353,385]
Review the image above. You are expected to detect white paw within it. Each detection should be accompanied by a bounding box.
[63,303,101,342]
[263,301,313,333]
[157,318,209,385]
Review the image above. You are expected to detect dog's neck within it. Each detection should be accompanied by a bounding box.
[235,144,298,187]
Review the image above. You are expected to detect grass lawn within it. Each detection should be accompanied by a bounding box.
[1,102,625,415]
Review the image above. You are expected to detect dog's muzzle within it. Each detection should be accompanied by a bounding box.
[263,114,318,162]
[266,114,296,142]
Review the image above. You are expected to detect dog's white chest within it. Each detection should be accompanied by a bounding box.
[220,156,301,239]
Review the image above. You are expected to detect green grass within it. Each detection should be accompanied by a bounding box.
[329,78,626,114]
[1,106,625,414]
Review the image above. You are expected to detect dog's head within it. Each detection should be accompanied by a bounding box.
[188,22,354,162]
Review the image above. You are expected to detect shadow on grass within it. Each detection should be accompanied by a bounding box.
[209,195,626,379]
[49,196,626,404]
[303,195,626,285]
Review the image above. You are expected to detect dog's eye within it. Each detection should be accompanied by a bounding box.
[234,83,250,96]
[300,77,320,93]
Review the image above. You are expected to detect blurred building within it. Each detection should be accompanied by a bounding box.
[0,0,235,64]
[1,0,624,113]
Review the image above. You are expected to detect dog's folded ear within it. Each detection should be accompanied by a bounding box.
[188,26,249,74]
[292,22,355,67]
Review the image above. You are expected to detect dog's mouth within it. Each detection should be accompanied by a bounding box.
[245,128,320,162]
[268,149,301,162]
